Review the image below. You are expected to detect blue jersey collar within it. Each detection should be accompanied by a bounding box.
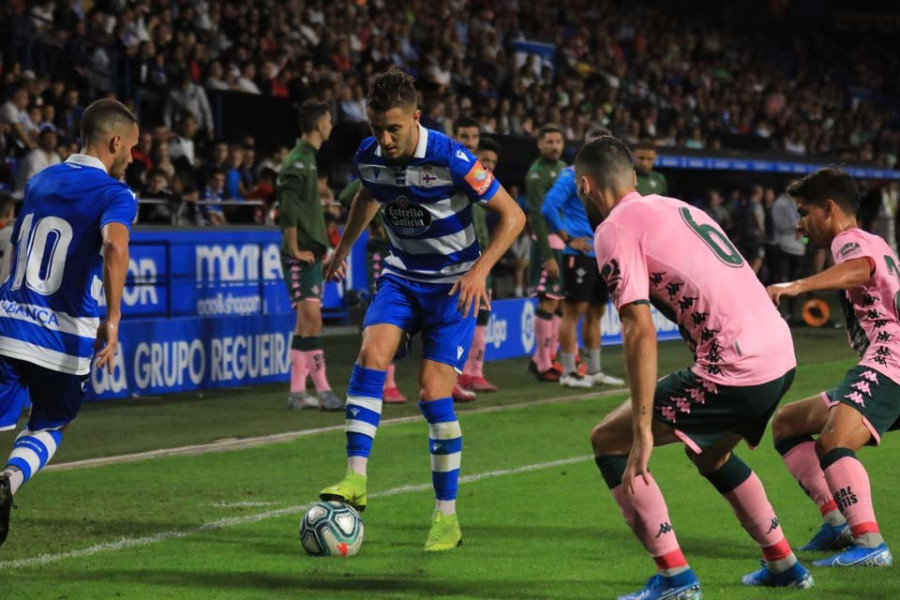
[65,154,108,173]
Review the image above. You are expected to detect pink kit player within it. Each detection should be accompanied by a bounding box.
[770,167,895,568]
[576,137,813,600]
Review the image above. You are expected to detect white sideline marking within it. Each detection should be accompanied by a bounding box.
[0,455,590,570]
[46,387,626,472]
[210,501,280,509]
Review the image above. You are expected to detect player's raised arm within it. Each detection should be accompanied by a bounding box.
[768,257,870,306]
[323,185,379,282]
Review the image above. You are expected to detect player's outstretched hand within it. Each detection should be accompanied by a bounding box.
[568,237,593,254]
[622,430,653,495]
[450,269,491,318]
[94,319,119,374]
[323,252,348,282]
[766,282,800,306]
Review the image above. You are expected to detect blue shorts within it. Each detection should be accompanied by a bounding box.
[363,274,477,372]
[0,356,88,431]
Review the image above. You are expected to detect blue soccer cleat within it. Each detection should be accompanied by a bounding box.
[741,560,814,588]
[812,543,893,567]
[617,570,703,600]
[799,522,853,552]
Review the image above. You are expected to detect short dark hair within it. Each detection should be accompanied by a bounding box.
[585,125,612,142]
[574,136,634,187]
[80,99,138,146]
[787,167,859,214]
[0,192,14,218]
[452,116,480,135]
[297,100,330,134]
[634,139,657,151]
[537,124,563,139]
[477,137,501,156]
[367,70,417,113]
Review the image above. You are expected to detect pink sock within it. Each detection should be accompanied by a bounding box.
[534,314,554,372]
[724,472,793,561]
[823,455,880,539]
[290,349,308,393]
[610,474,686,570]
[783,441,839,517]
[304,350,331,393]
[384,363,397,390]
[465,325,486,377]
[551,314,562,359]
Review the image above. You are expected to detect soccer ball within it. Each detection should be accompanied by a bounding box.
[299,501,364,557]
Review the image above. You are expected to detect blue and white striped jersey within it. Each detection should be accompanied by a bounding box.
[541,166,595,257]
[354,124,500,283]
[0,154,137,375]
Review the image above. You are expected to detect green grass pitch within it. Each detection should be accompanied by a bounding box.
[0,328,897,599]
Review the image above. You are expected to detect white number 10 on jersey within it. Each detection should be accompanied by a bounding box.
[10,214,73,295]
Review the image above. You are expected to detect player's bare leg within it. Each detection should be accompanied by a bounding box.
[558,300,591,388]
[584,302,623,386]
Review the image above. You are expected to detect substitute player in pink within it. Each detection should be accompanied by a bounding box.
[576,137,812,599]
[770,167,895,568]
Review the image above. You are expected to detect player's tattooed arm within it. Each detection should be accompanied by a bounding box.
[619,300,658,495]
[767,257,870,305]
[324,186,379,282]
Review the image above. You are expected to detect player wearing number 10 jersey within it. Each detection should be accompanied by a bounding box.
[0,99,138,547]
[576,137,811,599]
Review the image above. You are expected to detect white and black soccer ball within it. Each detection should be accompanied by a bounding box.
[299,501,364,557]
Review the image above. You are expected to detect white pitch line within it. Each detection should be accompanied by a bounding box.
[210,501,280,509]
[46,387,627,472]
[0,455,590,570]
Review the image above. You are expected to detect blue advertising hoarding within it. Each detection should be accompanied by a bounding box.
[86,229,683,400]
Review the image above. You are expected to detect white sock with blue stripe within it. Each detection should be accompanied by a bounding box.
[420,398,461,515]
[345,364,386,476]
[4,428,63,494]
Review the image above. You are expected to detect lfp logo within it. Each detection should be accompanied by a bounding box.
[520,301,535,353]
[485,313,508,349]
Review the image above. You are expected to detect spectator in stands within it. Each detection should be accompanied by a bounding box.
[15,128,59,191]
[224,145,246,199]
[237,63,261,95]
[169,114,198,169]
[632,140,667,196]
[240,144,257,191]
[151,137,175,179]
[139,168,178,224]
[205,61,229,91]
[0,88,36,153]
[769,186,805,320]
[0,192,15,283]
[202,168,227,225]
[164,71,215,139]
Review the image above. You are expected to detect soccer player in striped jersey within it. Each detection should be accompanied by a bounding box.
[770,168,895,568]
[318,71,525,551]
[0,99,138,546]
[541,125,624,389]
[577,137,811,599]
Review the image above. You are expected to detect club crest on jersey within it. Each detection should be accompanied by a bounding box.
[838,241,861,258]
[384,196,432,236]
[421,165,438,187]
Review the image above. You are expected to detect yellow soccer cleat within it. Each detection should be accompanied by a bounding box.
[319,471,367,512]
[424,510,462,552]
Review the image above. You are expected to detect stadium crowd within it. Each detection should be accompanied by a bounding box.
[0,0,898,263]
